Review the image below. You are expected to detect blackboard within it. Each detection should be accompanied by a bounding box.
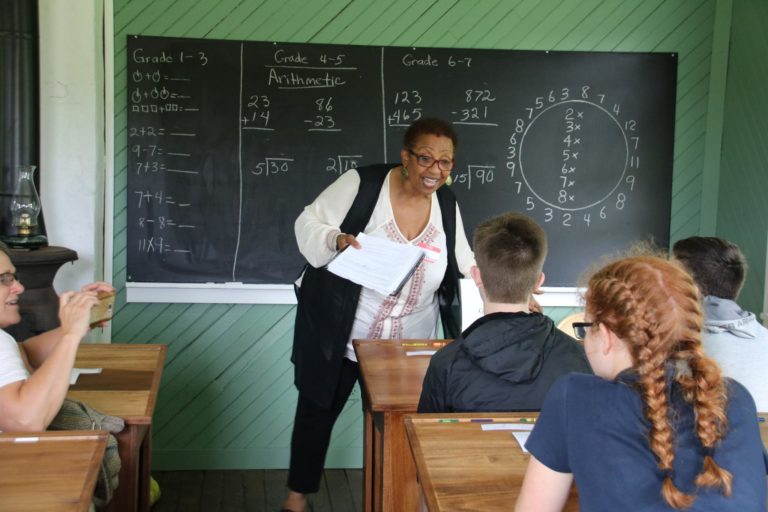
[126,35,676,288]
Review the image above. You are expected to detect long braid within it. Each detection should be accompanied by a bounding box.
[683,344,732,494]
[585,256,732,509]
[667,268,732,496]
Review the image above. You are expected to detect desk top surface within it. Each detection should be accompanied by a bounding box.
[68,343,167,423]
[354,339,450,412]
[405,413,575,512]
[0,431,108,512]
[408,413,768,512]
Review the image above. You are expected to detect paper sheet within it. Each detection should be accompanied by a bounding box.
[327,233,425,295]
[481,423,535,431]
[70,367,102,385]
[511,431,530,452]
[405,350,437,357]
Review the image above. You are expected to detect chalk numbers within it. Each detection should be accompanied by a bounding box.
[304,97,336,130]
[251,157,294,177]
[447,56,472,68]
[326,154,363,176]
[507,85,640,228]
[451,165,495,190]
[243,93,271,128]
[387,90,423,127]
[453,89,495,123]
[319,53,345,66]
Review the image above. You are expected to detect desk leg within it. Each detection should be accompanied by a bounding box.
[372,412,384,512]
[381,411,419,512]
[138,425,152,512]
[363,404,373,512]
[105,423,147,512]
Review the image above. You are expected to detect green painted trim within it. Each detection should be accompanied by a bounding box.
[152,447,363,471]
[699,0,733,236]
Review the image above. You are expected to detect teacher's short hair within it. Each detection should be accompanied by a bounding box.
[473,212,547,304]
[404,118,458,150]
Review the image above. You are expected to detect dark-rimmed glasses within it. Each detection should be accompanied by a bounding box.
[572,322,595,340]
[408,149,454,172]
[0,272,18,287]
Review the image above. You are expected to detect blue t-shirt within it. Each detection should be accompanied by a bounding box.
[526,371,768,511]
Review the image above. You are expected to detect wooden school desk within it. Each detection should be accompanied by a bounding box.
[405,413,578,511]
[407,412,768,512]
[354,338,449,512]
[0,430,108,512]
[69,343,167,512]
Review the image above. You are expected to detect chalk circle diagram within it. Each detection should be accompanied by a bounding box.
[519,99,629,212]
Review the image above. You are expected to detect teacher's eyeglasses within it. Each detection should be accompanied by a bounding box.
[572,322,595,340]
[0,272,18,287]
[408,150,454,172]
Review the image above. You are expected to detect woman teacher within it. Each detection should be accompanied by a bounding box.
[282,118,475,512]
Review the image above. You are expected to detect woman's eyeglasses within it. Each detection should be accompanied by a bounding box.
[572,322,595,340]
[0,272,18,287]
[408,149,454,172]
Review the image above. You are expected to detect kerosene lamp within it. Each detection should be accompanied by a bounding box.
[1,165,48,248]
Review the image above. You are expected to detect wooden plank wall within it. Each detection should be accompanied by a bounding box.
[111,0,722,469]
[717,0,768,316]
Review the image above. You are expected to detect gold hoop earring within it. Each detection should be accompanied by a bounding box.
[445,175,453,187]
[400,165,409,178]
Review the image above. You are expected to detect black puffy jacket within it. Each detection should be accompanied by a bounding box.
[418,311,592,412]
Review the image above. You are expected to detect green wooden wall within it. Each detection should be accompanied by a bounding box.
[111,0,725,469]
[717,0,768,316]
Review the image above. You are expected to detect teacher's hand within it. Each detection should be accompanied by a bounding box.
[336,233,362,251]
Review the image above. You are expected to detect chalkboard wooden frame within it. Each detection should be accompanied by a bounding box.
[125,35,676,304]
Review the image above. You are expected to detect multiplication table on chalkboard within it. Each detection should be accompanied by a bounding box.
[126,35,676,288]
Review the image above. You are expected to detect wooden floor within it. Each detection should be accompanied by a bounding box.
[151,469,363,512]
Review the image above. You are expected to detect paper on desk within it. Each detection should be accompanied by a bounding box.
[405,350,437,357]
[481,423,535,431]
[511,432,530,452]
[70,367,102,385]
[327,233,425,296]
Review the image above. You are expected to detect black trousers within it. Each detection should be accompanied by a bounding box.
[287,357,360,493]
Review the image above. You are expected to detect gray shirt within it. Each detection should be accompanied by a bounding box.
[702,295,768,411]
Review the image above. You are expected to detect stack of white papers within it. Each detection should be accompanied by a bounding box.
[327,233,425,295]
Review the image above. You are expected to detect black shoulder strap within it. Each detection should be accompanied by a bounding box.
[436,186,456,264]
[436,185,461,338]
[339,164,394,234]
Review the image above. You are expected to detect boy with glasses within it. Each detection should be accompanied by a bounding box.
[418,212,591,413]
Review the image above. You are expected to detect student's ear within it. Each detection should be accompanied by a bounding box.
[470,265,483,289]
[533,272,545,293]
[598,323,615,355]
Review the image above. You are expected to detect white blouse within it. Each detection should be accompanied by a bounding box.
[295,168,475,361]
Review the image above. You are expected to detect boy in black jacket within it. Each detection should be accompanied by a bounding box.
[418,212,591,412]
